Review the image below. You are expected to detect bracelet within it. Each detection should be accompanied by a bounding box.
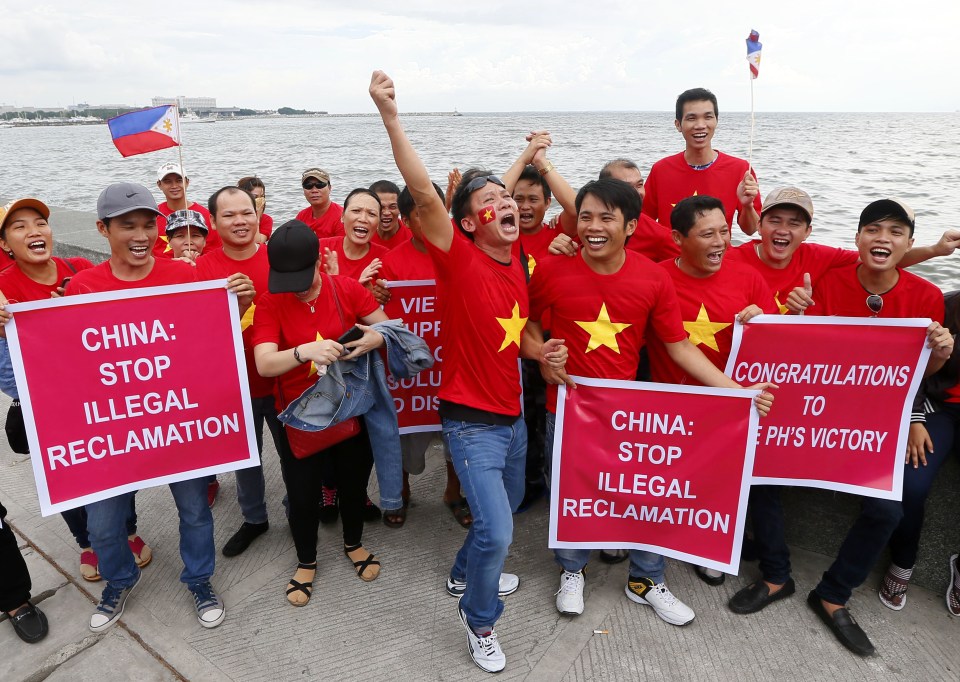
[293,346,305,364]
[538,162,555,176]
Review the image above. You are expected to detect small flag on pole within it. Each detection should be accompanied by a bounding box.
[107,105,180,158]
[746,30,762,79]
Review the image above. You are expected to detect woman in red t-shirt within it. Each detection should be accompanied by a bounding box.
[319,188,389,283]
[252,220,390,606]
[0,198,152,582]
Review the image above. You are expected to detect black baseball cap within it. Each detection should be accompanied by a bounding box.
[268,220,319,293]
[859,198,916,232]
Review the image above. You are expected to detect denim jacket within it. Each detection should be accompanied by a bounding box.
[278,321,433,511]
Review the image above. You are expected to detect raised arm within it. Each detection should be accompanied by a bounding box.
[532,146,579,236]
[370,71,454,251]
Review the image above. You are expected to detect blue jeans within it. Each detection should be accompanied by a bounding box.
[62,494,138,549]
[86,476,215,589]
[235,395,285,524]
[545,412,666,581]
[815,496,903,605]
[748,485,792,585]
[444,416,526,630]
[889,406,960,568]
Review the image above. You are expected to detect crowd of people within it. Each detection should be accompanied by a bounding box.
[0,71,958,673]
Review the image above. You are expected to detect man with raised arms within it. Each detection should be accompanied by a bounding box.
[646,195,777,586]
[528,179,774,626]
[728,186,960,313]
[62,183,253,634]
[766,199,953,657]
[643,88,761,235]
[198,186,282,557]
[370,70,568,674]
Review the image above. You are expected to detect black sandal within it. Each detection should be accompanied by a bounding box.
[344,543,381,582]
[286,562,316,606]
[383,503,408,529]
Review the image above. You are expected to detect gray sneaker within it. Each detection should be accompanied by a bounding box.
[446,573,519,598]
[89,570,141,633]
[188,581,225,628]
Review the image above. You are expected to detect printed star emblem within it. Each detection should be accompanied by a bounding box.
[308,332,323,376]
[158,234,173,253]
[684,303,731,352]
[671,190,699,208]
[527,253,537,275]
[162,118,173,133]
[482,208,494,222]
[496,302,527,352]
[240,303,256,332]
[575,303,631,354]
[774,292,789,315]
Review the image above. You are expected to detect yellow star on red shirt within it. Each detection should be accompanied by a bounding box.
[575,303,631,353]
[240,303,256,332]
[527,254,537,275]
[308,332,323,376]
[684,304,731,352]
[671,190,699,209]
[496,302,527,352]
[158,234,173,253]
[774,291,789,315]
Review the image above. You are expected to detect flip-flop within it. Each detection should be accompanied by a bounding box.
[445,497,473,529]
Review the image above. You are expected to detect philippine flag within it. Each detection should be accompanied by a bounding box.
[746,30,762,79]
[107,106,180,158]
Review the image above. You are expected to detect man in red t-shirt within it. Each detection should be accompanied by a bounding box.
[643,88,761,235]
[762,199,953,657]
[368,180,411,250]
[529,181,774,627]
[372,70,569,674]
[63,182,251,635]
[198,186,281,557]
[295,168,344,240]
[153,162,219,258]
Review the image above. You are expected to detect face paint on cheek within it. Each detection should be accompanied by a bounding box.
[477,205,497,225]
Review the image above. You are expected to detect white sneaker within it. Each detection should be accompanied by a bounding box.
[555,570,585,615]
[446,572,520,597]
[625,577,695,626]
[457,602,506,673]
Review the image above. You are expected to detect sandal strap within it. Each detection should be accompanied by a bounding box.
[297,562,318,570]
[286,579,313,596]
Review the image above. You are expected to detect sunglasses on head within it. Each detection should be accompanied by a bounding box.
[302,180,328,190]
[462,175,505,194]
[866,294,883,317]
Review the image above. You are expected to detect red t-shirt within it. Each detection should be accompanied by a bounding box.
[810,264,944,323]
[260,213,274,239]
[642,151,762,229]
[380,240,435,281]
[426,235,529,416]
[0,257,94,303]
[728,240,860,314]
[529,250,687,412]
[627,214,681,262]
[251,275,379,411]
[319,237,390,281]
[196,246,274,398]
[295,203,345,240]
[154,201,220,258]
[520,223,561,277]
[65,257,198,295]
[647,259,777,385]
[370,222,412,251]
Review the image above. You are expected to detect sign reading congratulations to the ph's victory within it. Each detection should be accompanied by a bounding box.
[383,280,442,434]
[6,280,258,516]
[550,377,759,574]
[726,316,931,499]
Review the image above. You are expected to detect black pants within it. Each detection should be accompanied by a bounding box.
[0,502,32,613]
[276,420,374,563]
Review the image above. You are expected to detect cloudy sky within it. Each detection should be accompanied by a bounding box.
[3,1,957,113]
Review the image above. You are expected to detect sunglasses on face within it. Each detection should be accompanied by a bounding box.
[866,294,883,317]
[462,175,505,194]
[302,181,328,190]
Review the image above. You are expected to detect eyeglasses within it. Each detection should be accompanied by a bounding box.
[866,294,883,317]
[302,181,328,190]
[462,175,505,194]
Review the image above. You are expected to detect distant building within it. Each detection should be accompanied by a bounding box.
[152,96,217,111]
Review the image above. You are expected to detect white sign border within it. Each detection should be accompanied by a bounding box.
[6,279,260,516]
[548,375,760,575]
[725,315,932,499]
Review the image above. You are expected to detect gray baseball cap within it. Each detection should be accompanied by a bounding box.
[97,183,163,220]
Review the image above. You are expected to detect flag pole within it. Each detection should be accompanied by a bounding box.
[748,75,755,172]
[172,102,193,258]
